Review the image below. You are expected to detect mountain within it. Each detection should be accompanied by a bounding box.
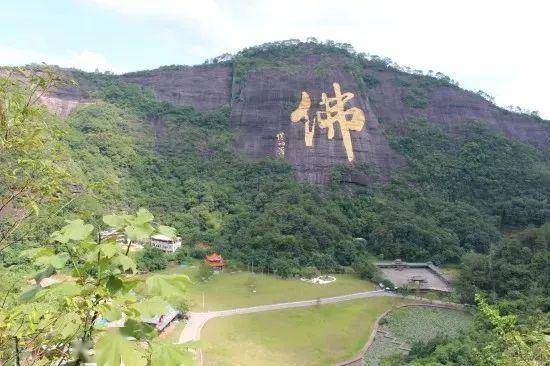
[14,39,546,269]
[42,40,549,185]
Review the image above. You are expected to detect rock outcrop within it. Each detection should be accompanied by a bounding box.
[43,45,549,185]
[229,54,403,184]
[119,65,232,111]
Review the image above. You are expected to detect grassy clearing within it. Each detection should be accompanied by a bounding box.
[201,296,409,366]
[161,319,186,343]
[363,306,472,365]
[161,262,375,311]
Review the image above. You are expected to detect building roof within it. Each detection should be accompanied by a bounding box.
[141,307,180,331]
[196,242,211,249]
[151,234,174,242]
[205,252,223,262]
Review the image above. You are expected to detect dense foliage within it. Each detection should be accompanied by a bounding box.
[379,224,549,365]
[456,224,549,310]
[137,246,168,272]
[1,41,549,365]
[380,296,549,366]
[0,207,194,364]
[6,55,548,273]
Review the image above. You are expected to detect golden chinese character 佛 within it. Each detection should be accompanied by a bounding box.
[290,82,366,162]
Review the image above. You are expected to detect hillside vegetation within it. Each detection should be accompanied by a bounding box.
[3,42,549,274]
[1,40,549,366]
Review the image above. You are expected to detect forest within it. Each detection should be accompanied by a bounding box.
[0,40,548,365]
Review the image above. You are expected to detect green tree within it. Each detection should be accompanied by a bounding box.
[0,67,71,252]
[352,254,377,280]
[0,209,193,365]
[137,246,168,272]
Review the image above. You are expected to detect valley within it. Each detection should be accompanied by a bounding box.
[1,38,548,366]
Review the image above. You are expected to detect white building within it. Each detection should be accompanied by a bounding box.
[149,234,182,253]
[99,228,126,245]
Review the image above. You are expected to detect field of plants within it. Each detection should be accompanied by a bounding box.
[363,306,472,365]
[363,336,403,366]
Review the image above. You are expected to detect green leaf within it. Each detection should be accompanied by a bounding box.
[51,219,93,243]
[106,275,123,293]
[95,332,147,366]
[135,296,170,318]
[20,247,54,259]
[120,279,140,293]
[120,318,157,340]
[157,225,177,239]
[134,208,154,225]
[150,340,195,366]
[100,304,123,322]
[35,252,69,269]
[20,285,41,301]
[144,274,191,300]
[37,282,81,299]
[113,254,137,273]
[98,242,118,258]
[103,214,127,229]
[57,312,81,338]
[124,223,154,242]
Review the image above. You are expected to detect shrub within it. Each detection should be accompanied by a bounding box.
[301,266,320,279]
[174,247,189,263]
[402,88,428,108]
[189,247,209,259]
[137,246,168,272]
[334,240,358,266]
[353,255,377,280]
[197,262,213,282]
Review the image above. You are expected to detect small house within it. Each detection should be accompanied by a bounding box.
[205,252,224,271]
[99,228,126,245]
[142,307,181,332]
[149,234,182,253]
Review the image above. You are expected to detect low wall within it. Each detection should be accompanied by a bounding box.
[374,261,453,289]
[334,299,468,366]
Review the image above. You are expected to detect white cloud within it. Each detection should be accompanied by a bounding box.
[13,0,550,117]
[240,0,550,118]
[85,0,231,41]
[0,45,119,73]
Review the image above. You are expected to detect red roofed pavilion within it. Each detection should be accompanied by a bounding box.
[205,252,224,271]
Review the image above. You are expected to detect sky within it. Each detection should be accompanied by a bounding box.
[1,0,548,118]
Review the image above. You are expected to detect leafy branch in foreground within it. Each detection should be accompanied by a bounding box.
[0,208,194,366]
[0,66,72,252]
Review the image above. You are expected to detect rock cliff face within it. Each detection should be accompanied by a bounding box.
[119,65,232,111]
[365,68,549,151]
[229,54,403,184]
[44,45,549,184]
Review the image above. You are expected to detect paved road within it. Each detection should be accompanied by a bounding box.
[178,289,396,343]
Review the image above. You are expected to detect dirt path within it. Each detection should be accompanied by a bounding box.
[178,289,395,343]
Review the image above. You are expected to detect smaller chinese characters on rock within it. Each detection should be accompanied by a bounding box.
[276,132,286,158]
[290,82,366,162]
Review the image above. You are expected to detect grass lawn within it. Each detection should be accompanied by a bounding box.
[201,296,409,366]
[161,319,186,343]
[161,262,375,311]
